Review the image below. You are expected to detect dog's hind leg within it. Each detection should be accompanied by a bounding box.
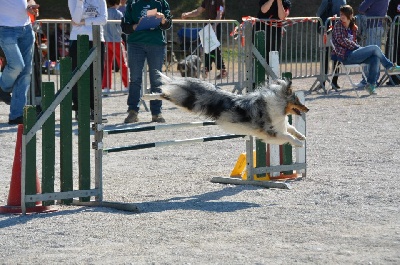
[142,93,163,101]
[287,124,306,140]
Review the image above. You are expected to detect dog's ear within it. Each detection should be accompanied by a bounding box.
[283,80,293,96]
[276,79,293,96]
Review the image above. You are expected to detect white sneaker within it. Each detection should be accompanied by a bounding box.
[103,88,110,97]
[355,82,366,89]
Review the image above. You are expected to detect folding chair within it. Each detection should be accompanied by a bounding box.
[377,69,400,87]
[328,39,367,97]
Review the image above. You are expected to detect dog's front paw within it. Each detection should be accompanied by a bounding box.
[291,139,304,148]
[296,134,306,141]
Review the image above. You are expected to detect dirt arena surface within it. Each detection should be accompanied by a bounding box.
[0,76,399,264]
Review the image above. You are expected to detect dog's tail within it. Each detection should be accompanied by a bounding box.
[144,71,236,120]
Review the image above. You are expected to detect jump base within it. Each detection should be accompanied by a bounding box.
[211,176,292,189]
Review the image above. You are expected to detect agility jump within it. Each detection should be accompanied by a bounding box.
[8,27,138,214]
[209,22,307,187]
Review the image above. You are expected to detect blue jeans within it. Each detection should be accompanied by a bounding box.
[0,24,34,120]
[344,45,393,85]
[127,43,165,115]
[361,27,385,84]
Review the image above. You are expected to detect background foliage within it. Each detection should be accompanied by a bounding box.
[37,0,364,22]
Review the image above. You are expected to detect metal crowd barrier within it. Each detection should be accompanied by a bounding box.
[164,19,243,91]
[252,17,322,93]
[35,16,399,99]
[387,15,400,64]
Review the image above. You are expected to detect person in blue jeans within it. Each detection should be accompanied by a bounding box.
[331,5,400,95]
[0,1,36,125]
[121,0,172,123]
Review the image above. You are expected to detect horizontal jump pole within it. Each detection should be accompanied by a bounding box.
[104,121,216,136]
[104,134,245,153]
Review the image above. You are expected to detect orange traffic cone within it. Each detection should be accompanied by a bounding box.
[0,124,53,214]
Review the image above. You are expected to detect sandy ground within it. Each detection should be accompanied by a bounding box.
[0,76,399,264]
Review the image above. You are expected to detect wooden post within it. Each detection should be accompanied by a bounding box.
[60,57,73,204]
[77,35,91,202]
[41,82,55,205]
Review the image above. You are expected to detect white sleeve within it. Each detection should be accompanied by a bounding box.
[68,0,84,24]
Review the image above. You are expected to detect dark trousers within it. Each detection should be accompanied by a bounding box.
[324,47,339,85]
[204,23,226,71]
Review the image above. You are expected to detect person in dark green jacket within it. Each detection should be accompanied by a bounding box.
[121,0,172,123]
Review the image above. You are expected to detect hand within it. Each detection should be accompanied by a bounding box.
[155,12,166,24]
[155,12,165,19]
[72,19,85,26]
[181,13,188,19]
[27,4,40,16]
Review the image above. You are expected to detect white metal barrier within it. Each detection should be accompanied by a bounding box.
[34,16,399,98]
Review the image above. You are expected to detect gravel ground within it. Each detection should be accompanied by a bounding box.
[0,76,399,264]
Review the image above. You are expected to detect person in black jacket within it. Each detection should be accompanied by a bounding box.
[256,0,291,65]
[385,0,400,84]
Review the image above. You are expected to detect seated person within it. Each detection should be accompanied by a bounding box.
[331,5,400,95]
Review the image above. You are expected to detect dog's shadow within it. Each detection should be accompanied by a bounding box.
[135,186,262,213]
[306,89,372,101]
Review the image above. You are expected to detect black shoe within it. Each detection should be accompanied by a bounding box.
[0,89,11,105]
[8,116,23,125]
[332,83,341,89]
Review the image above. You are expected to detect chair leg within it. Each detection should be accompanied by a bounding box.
[379,73,400,87]
[389,74,400,85]
[377,73,388,87]
[345,68,360,97]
